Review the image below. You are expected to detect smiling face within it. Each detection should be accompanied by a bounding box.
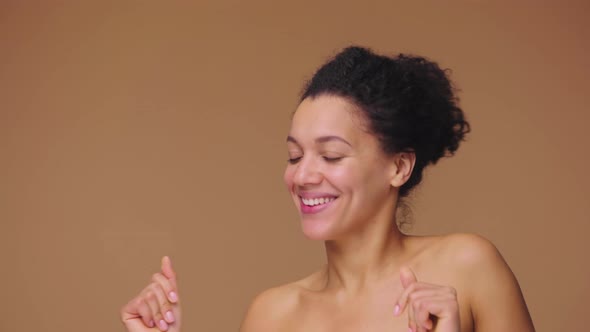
[284,95,400,240]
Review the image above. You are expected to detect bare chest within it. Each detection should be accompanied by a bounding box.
[286,287,407,332]
[280,291,473,332]
[293,306,411,332]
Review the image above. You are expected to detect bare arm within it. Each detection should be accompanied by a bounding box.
[460,235,535,332]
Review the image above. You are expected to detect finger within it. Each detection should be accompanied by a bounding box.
[418,299,459,327]
[143,283,175,327]
[421,295,459,319]
[161,256,176,281]
[408,295,417,332]
[400,266,417,289]
[152,272,179,304]
[396,281,449,315]
[411,291,459,331]
[410,289,454,329]
[399,288,439,332]
[412,296,434,331]
[396,266,418,316]
[137,300,156,329]
[150,282,176,324]
[395,283,413,315]
[143,288,169,331]
[121,297,155,328]
[397,282,430,314]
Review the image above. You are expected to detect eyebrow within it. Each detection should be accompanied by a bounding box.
[286,135,352,147]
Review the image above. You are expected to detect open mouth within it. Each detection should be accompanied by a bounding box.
[301,197,336,206]
[298,195,338,214]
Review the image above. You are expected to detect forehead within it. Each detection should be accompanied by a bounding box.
[290,95,367,141]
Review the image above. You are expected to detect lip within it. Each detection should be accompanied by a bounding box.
[298,195,338,214]
[297,191,339,199]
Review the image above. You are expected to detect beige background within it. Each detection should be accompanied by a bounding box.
[1,1,588,331]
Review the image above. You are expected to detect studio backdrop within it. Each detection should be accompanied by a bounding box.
[1,1,588,331]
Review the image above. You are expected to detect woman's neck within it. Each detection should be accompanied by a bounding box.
[322,214,407,295]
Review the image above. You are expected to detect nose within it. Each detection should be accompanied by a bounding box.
[293,156,323,187]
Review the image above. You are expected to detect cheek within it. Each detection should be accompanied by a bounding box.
[325,165,359,189]
[328,162,389,198]
[283,166,295,189]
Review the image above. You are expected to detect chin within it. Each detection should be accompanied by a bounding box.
[300,217,339,240]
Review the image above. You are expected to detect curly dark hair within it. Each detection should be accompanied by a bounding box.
[301,46,470,197]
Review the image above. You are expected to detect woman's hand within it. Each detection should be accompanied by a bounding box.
[394,267,460,332]
[121,256,181,332]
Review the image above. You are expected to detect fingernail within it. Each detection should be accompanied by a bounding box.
[169,291,178,302]
[166,310,175,322]
[159,319,169,331]
[393,304,400,316]
[149,320,155,327]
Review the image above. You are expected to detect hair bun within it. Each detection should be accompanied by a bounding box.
[302,46,470,197]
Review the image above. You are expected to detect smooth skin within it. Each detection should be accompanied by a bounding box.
[121,256,181,332]
[121,95,535,332]
[240,95,535,332]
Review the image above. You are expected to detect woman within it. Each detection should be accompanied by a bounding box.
[121,46,535,332]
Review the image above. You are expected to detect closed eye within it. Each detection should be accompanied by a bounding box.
[287,157,302,164]
[323,156,343,163]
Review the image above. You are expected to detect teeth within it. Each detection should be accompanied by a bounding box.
[301,197,335,206]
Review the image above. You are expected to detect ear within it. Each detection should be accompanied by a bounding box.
[389,151,416,189]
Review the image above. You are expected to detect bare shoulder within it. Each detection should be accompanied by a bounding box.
[427,233,535,331]
[437,233,506,268]
[239,283,299,332]
[409,233,505,275]
[239,271,323,332]
[427,233,518,293]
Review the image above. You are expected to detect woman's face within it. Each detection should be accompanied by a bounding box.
[284,95,398,240]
